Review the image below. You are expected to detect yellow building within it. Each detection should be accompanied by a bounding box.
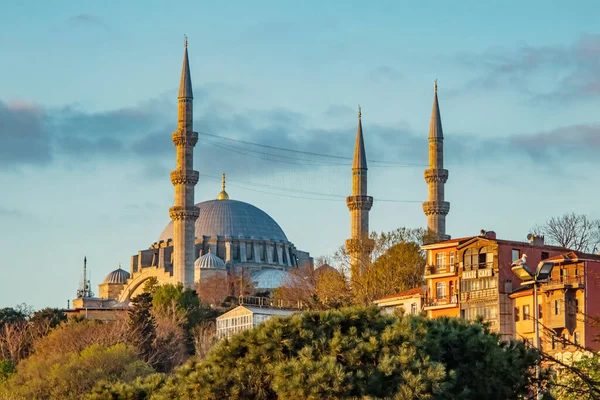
[510,251,600,359]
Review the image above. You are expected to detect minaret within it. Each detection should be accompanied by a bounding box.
[346,107,374,280]
[169,36,200,288]
[423,81,450,242]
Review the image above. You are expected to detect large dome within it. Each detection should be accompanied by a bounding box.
[159,199,289,243]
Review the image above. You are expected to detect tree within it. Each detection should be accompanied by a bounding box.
[128,292,157,366]
[0,307,27,328]
[532,212,600,253]
[333,228,429,305]
[30,307,67,329]
[146,307,539,399]
[0,343,153,400]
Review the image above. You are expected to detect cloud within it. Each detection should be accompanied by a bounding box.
[3,82,600,179]
[68,14,109,30]
[457,34,600,102]
[368,65,403,83]
[0,101,51,168]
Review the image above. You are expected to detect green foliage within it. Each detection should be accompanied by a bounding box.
[30,307,67,328]
[0,343,153,400]
[88,373,168,400]
[152,283,221,330]
[143,277,160,294]
[0,359,15,382]
[551,353,600,399]
[146,307,538,399]
[0,308,27,328]
[128,292,156,364]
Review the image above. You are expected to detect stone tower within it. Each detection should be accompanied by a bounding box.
[346,107,374,280]
[422,81,450,242]
[169,37,200,288]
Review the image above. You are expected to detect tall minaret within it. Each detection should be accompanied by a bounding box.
[423,81,450,242]
[346,107,374,280]
[169,36,200,288]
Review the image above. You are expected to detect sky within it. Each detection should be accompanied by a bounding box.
[1,1,600,309]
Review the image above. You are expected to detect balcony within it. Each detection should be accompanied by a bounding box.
[541,276,584,292]
[423,296,458,310]
[425,263,456,276]
[460,288,497,303]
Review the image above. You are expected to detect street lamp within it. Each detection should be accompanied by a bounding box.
[512,261,555,400]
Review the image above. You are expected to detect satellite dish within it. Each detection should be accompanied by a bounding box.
[527,233,533,241]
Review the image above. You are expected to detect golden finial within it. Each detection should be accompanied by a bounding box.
[217,172,229,200]
[184,34,188,48]
[434,79,438,93]
[358,105,361,120]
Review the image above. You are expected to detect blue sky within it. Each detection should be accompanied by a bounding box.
[1,1,600,309]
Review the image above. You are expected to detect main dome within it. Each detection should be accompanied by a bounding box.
[159,199,289,243]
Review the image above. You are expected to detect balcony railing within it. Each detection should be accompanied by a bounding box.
[543,276,584,289]
[424,296,458,307]
[460,288,497,302]
[238,296,304,310]
[426,263,456,275]
[463,262,494,271]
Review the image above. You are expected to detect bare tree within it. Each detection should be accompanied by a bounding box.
[532,213,600,253]
[191,322,217,360]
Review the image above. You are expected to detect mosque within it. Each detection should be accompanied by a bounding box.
[69,39,450,316]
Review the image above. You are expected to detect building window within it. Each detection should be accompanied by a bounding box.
[436,252,447,270]
[514,307,520,322]
[523,305,530,320]
[574,332,581,346]
[541,251,549,260]
[464,248,478,270]
[449,251,455,268]
[538,304,543,319]
[554,299,561,315]
[410,303,418,315]
[551,335,557,350]
[512,249,520,262]
[436,282,447,300]
[563,333,569,349]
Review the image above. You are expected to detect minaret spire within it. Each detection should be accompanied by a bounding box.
[83,256,87,298]
[170,38,200,288]
[423,81,450,242]
[346,106,374,281]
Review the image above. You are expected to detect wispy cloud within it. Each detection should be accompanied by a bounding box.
[68,14,109,30]
[456,34,600,103]
[368,65,403,83]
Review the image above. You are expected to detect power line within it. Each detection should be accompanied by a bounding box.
[198,173,422,204]
[197,131,427,167]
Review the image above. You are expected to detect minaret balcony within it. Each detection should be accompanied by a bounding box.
[422,201,450,215]
[172,131,199,147]
[169,206,200,221]
[170,170,199,185]
[346,195,373,211]
[424,169,448,184]
[345,238,375,254]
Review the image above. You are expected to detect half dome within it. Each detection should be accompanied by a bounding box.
[251,268,290,290]
[159,199,288,243]
[103,267,130,284]
[195,251,226,269]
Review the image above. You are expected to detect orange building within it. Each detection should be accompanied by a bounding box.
[423,230,569,340]
[510,251,600,358]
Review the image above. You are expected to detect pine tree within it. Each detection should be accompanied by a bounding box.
[128,292,156,365]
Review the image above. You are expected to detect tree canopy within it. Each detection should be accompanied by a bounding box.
[119,307,539,399]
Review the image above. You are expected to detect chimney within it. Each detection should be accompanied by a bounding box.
[529,234,544,246]
[505,280,513,293]
[485,231,496,240]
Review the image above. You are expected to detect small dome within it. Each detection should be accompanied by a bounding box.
[103,266,130,284]
[251,268,290,290]
[195,251,226,269]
